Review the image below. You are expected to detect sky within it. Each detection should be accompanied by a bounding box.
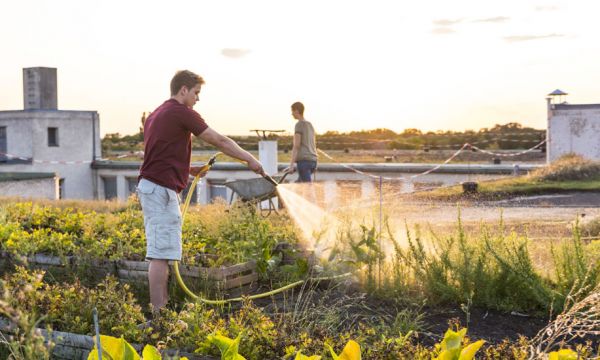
[1,0,600,136]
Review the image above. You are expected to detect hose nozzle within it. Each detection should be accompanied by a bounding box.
[263,174,279,187]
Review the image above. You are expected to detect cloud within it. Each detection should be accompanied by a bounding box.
[220,48,251,59]
[535,5,558,11]
[433,18,463,26]
[504,33,565,42]
[432,27,455,35]
[472,16,510,23]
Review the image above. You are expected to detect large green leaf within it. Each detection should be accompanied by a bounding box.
[440,328,467,351]
[87,335,140,360]
[326,340,361,360]
[142,345,162,360]
[207,334,246,360]
[459,340,485,360]
[549,349,578,360]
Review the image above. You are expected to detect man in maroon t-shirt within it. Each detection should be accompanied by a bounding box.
[137,70,264,312]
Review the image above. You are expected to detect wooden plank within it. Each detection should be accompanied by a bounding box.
[117,260,149,271]
[224,272,259,289]
[29,253,71,266]
[220,260,257,278]
[117,269,148,281]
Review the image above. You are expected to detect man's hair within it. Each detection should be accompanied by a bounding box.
[170,70,205,96]
[291,102,304,115]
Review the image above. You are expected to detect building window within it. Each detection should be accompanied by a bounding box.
[103,177,117,200]
[59,178,65,199]
[48,127,59,147]
[127,177,138,196]
[0,126,6,162]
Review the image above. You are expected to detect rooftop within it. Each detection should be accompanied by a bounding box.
[0,172,56,182]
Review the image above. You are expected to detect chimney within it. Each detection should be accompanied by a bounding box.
[23,67,58,110]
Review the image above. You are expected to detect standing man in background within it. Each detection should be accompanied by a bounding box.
[137,70,264,314]
[287,101,318,182]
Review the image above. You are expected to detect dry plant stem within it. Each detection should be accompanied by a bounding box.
[529,284,600,358]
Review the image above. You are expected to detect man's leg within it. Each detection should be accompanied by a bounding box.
[297,161,312,183]
[148,259,169,310]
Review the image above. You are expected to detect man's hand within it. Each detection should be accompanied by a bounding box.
[189,166,209,178]
[285,163,296,174]
[247,158,265,176]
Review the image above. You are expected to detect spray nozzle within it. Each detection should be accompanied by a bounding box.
[263,174,279,187]
[197,153,221,174]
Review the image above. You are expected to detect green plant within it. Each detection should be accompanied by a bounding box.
[325,340,361,360]
[207,334,246,360]
[87,335,189,360]
[0,290,54,360]
[433,328,485,360]
[1,267,145,342]
[548,349,578,360]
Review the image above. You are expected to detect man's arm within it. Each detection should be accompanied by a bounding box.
[288,133,301,172]
[198,128,265,175]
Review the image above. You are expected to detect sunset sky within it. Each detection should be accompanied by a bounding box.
[2,0,600,136]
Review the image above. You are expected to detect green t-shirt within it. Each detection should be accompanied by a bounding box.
[294,120,318,162]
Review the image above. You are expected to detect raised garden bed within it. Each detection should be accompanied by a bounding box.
[0,252,258,294]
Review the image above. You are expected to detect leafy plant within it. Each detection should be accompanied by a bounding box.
[87,335,189,360]
[548,349,578,360]
[433,328,484,360]
[325,340,361,360]
[207,334,246,360]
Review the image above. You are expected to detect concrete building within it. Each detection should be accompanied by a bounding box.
[0,67,101,199]
[547,89,600,162]
[0,172,59,199]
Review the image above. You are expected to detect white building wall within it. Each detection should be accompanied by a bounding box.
[548,105,600,162]
[0,177,58,199]
[0,117,33,158]
[0,110,100,199]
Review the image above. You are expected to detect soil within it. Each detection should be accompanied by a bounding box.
[421,306,548,344]
[241,282,551,346]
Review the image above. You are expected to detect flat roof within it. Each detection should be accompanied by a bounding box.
[554,104,600,110]
[92,160,542,175]
[0,109,97,115]
[0,172,56,182]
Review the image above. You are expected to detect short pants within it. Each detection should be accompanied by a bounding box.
[136,178,182,261]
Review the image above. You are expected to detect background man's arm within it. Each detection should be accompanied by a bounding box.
[198,128,265,175]
[288,133,301,172]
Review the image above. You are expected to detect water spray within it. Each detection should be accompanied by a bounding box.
[173,154,348,305]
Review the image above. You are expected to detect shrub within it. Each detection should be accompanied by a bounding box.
[531,154,600,182]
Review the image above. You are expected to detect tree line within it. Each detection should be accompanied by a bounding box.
[102,116,544,153]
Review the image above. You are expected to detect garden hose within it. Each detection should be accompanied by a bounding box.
[172,154,351,305]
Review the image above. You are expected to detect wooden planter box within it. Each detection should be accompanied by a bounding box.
[0,252,258,293]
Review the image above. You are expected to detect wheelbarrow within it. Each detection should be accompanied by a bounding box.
[225,172,290,216]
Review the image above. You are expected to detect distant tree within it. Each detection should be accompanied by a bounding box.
[401,128,422,136]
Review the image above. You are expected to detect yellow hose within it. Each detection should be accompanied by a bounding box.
[172,154,350,305]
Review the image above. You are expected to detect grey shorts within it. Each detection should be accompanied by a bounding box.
[136,178,182,261]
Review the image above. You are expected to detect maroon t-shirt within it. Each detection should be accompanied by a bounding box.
[139,99,208,192]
